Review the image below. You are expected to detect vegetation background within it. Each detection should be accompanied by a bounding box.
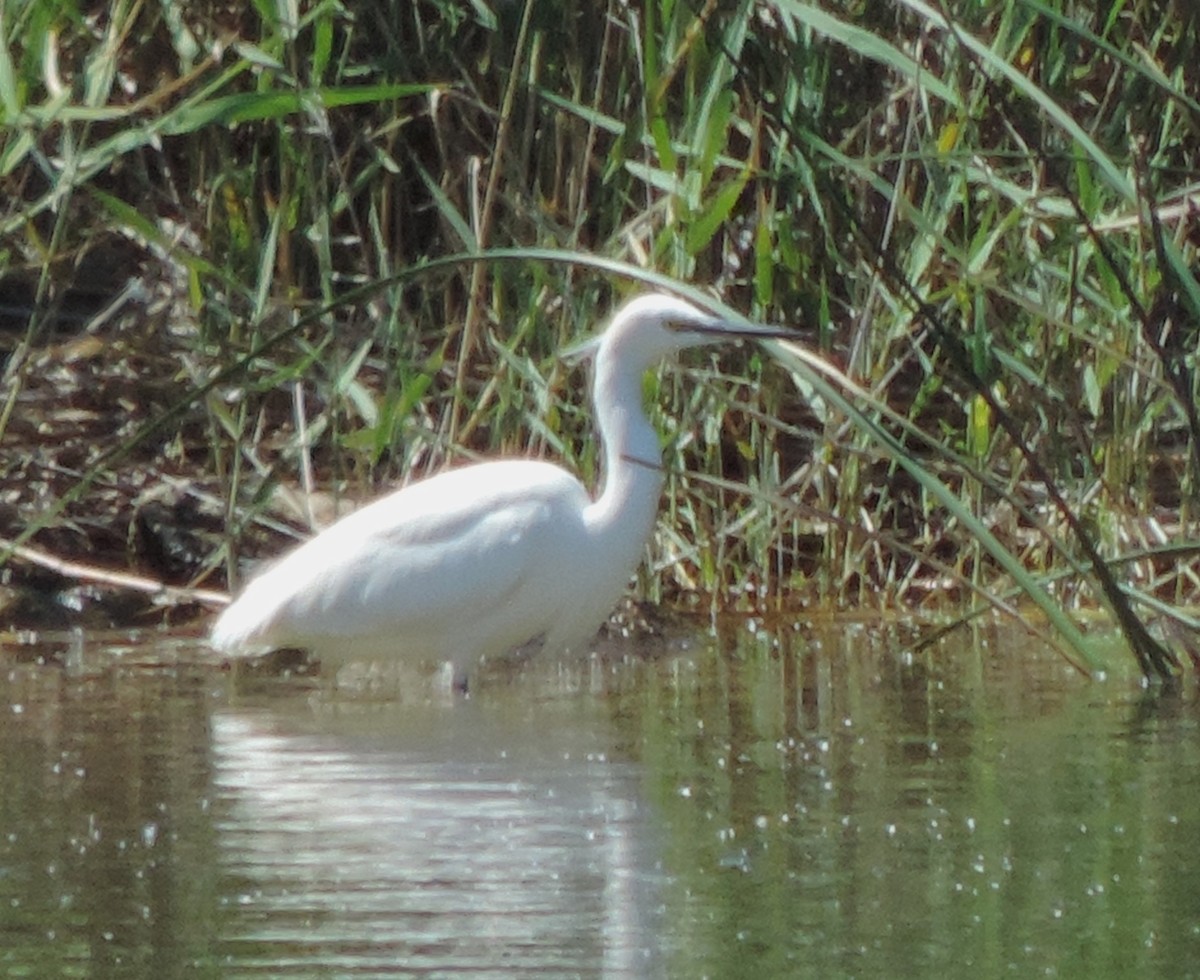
[0,0,1197,678]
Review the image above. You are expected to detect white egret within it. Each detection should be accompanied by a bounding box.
[210,293,793,687]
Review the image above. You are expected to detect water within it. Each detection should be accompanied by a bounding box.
[1,622,1198,978]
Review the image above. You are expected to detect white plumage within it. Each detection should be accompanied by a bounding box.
[211,293,791,685]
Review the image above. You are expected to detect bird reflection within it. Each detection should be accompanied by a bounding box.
[209,700,665,976]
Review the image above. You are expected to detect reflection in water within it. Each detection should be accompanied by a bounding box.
[632,623,1200,978]
[0,655,222,977]
[1,625,1199,978]
[210,699,665,977]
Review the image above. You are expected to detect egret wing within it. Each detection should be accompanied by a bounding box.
[214,461,588,655]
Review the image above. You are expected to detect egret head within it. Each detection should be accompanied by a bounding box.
[590,293,792,374]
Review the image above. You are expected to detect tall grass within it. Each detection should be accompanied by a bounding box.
[0,0,1197,678]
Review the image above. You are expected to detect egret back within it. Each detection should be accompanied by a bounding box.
[211,460,599,668]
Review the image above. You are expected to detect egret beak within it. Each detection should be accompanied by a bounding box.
[681,317,799,342]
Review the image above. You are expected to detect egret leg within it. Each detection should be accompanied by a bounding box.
[438,660,470,696]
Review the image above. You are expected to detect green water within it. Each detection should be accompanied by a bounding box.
[1,623,1197,978]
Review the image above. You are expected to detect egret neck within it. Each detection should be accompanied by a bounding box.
[583,341,666,569]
